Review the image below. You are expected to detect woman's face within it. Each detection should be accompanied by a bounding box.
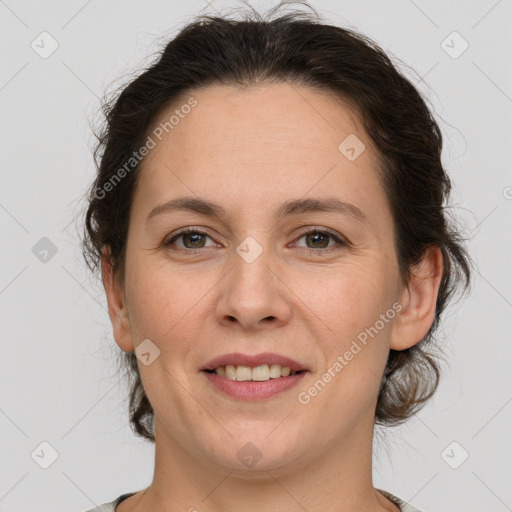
[108,83,408,472]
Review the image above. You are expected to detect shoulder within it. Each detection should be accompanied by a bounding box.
[377,488,424,512]
[84,490,423,512]
[82,492,137,512]
[82,502,115,512]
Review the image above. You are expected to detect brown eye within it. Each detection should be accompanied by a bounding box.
[305,231,330,248]
[293,228,348,254]
[165,228,217,251]
[181,232,207,249]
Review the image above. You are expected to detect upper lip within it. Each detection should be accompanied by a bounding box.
[201,352,308,372]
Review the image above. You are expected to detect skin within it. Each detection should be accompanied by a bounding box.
[102,82,443,512]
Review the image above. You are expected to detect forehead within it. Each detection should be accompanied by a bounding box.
[133,83,389,229]
[149,83,367,162]
[140,82,379,177]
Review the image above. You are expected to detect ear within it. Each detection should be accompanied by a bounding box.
[101,245,135,352]
[390,246,443,351]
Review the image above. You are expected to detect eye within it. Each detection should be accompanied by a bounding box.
[164,228,218,252]
[291,228,348,254]
[164,227,348,255]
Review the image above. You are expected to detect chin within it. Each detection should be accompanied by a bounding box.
[200,430,304,475]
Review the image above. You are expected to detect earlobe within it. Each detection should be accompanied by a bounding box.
[101,246,135,352]
[389,246,443,351]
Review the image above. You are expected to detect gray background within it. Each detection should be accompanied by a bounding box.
[1,0,511,510]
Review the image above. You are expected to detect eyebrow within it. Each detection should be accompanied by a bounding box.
[147,196,369,225]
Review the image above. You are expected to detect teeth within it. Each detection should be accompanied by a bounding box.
[235,365,252,381]
[280,366,291,377]
[251,364,268,381]
[214,364,298,381]
[269,364,282,379]
[225,364,237,380]
[215,365,226,377]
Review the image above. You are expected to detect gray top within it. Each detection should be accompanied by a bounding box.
[84,489,423,511]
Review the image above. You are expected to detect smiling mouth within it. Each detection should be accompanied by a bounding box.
[203,364,306,381]
[202,365,308,400]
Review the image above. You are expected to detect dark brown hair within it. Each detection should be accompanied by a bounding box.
[81,1,472,442]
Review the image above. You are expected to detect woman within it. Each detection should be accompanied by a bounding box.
[80,3,472,511]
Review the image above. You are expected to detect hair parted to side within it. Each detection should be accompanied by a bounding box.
[81,1,472,442]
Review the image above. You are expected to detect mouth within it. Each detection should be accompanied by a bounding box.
[203,364,306,381]
[202,368,308,400]
[200,353,310,400]
[201,352,308,374]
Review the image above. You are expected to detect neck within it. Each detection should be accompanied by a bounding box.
[121,414,399,512]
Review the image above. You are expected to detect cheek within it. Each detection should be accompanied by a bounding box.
[301,260,391,324]
[304,262,396,370]
[308,273,395,413]
[125,260,201,344]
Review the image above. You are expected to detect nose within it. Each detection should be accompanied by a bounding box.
[215,244,292,331]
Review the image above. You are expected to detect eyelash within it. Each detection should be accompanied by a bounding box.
[164,227,348,256]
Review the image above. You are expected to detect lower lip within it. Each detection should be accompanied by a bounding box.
[202,370,308,400]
